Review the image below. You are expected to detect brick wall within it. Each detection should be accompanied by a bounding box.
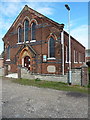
[19,65,89,86]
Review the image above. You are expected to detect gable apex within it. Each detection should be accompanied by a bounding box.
[2,5,64,40]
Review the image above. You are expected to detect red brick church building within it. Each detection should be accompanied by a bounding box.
[2,5,85,75]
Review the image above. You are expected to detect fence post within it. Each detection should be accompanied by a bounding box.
[17,65,21,79]
[81,63,89,86]
[4,65,8,76]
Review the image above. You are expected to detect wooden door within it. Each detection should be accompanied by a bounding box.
[24,56,30,70]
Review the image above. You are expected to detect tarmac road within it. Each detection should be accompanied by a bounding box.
[1,78,88,118]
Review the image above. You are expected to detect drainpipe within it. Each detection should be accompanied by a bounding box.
[61,30,64,75]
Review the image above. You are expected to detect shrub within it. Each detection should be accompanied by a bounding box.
[35,78,41,82]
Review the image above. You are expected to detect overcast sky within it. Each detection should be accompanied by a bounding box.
[0,1,88,54]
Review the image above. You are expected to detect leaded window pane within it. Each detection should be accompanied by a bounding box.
[32,22,36,40]
[25,20,29,42]
[18,27,22,42]
[49,37,55,58]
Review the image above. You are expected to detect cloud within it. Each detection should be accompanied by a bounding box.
[0,19,12,32]
[70,25,88,49]
[0,2,54,54]
[64,20,75,31]
[0,34,4,54]
[0,2,54,32]
[36,7,53,15]
[1,2,53,18]
[0,3,24,17]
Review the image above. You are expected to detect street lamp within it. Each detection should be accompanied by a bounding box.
[65,4,72,85]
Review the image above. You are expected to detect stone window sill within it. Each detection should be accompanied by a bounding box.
[26,41,29,43]
[17,42,23,45]
[74,62,78,64]
[65,61,69,63]
[30,40,36,43]
[47,58,56,60]
[6,59,11,61]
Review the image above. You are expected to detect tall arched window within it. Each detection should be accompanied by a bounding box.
[31,22,36,40]
[24,19,29,42]
[49,37,55,58]
[18,26,22,43]
[7,45,10,60]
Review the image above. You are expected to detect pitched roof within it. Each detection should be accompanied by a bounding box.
[2,5,64,40]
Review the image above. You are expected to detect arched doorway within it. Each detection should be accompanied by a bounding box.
[24,56,30,70]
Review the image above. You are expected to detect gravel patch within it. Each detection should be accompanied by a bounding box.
[1,78,88,118]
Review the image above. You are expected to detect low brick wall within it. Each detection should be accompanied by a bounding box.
[71,69,81,85]
[21,68,68,83]
[19,65,89,86]
[21,68,35,80]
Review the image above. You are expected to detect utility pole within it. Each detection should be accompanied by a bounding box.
[65,4,72,85]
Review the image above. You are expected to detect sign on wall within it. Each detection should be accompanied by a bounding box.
[47,65,56,73]
[43,55,47,62]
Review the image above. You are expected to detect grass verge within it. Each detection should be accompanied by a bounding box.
[12,78,88,94]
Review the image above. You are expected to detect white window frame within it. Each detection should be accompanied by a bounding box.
[17,26,23,44]
[22,58,24,67]
[74,50,76,63]
[30,22,36,42]
[79,52,82,63]
[47,38,56,60]
[6,59,10,61]
[18,27,20,43]
[65,46,69,63]
[74,50,78,63]
[24,21,25,43]
[76,51,78,63]
[24,20,29,43]
[80,53,84,63]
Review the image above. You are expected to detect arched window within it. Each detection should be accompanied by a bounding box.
[31,22,36,40]
[7,45,10,60]
[49,37,55,58]
[18,26,22,43]
[24,19,29,42]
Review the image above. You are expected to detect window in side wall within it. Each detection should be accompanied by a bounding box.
[24,19,29,42]
[82,53,85,63]
[31,22,36,41]
[79,52,83,63]
[75,51,78,62]
[79,52,81,63]
[74,50,76,63]
[66,45,69,63]
[49,37,55,58]
[83,53,85,62]
[74,50,78,63]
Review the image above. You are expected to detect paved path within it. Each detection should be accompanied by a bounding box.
[1,78,88,118]
[5,73,18,78]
